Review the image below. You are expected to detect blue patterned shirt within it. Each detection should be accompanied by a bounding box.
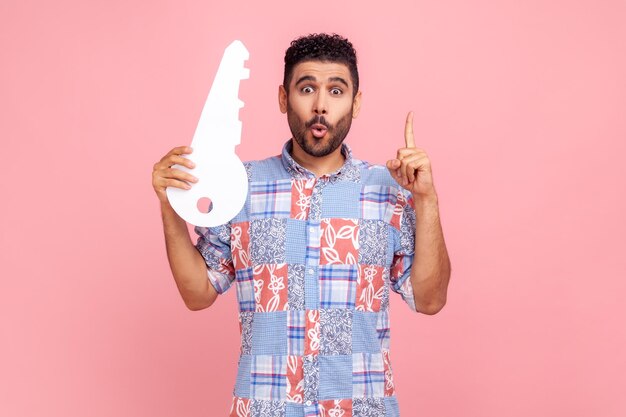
[195,140,418,417]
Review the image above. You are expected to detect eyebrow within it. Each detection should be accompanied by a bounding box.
[295,75,317,86]
[329,77,349,88]
[294,75,350,88]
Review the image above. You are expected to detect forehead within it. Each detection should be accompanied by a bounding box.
[290,60,353,86]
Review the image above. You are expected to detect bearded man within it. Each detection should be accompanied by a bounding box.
[152,33,451,417]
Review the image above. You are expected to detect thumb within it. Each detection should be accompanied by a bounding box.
[386,159,402,182]
[386,159,401,170]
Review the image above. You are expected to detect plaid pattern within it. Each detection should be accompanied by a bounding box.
[319,265,357,309]
[287,310,305,355]
[236,268,255,312]
[352,353,385,398]
[360,185,396,222]
[250,179,292,219]
[251,355,287,400]
[195,140,417,417]
[376,310,391,350]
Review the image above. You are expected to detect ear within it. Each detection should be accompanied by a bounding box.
[278,85,288,114]
[352,90,362,118]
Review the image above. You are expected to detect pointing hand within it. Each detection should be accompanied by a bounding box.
[386,111,436,198]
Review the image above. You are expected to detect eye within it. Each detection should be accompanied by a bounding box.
[330,88,343,95]
[301,86,314,94]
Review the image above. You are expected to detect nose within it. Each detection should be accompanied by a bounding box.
[313,90,327,115]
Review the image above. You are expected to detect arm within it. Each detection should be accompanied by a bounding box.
[387,112,451,315]
[409,192,451,314]
[161,201,218,310]
[153,146,217,311]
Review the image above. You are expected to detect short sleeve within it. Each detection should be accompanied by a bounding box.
[194,223,235,294]
[390,190,418,312]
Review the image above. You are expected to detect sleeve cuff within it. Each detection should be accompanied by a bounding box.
[207,269,234,294]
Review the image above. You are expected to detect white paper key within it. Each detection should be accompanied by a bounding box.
[166,40,250,227]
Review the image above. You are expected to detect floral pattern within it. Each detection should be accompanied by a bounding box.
[287,264,305,310]
[196,141,417,416]
[286,356,304,403]
[239,312,254,355]
[253,264,288,312]
[352,397,385,417]
[250,399,285,416]
[320,309,353,355]
[399,202,415,254]
[303,354,319,403]
[382,350,395,396]
[320,399,353,417]
[356,265,386,312]
[229,396,250,417]
[358,220,388,266]
[231,222,251,270]
[291,178,315,220]
[308,182,326,220]
[249,218,286,264]
[389,189,407,231]
[305,309,320,355]
[320,218,359,265]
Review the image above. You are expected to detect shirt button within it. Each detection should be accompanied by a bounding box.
[309,227,315,233]
[305,400,312,406]
[308,268,314,275]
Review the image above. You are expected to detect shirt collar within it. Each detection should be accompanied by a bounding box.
[281,139,360,183]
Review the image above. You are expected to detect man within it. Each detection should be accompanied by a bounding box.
[152,33,450,417]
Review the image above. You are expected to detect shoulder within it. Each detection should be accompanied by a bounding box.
[243,154,290,182]
[352,157,404,190]
[352,156,414,216]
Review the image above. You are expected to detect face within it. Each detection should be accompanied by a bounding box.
[279,61,362,158]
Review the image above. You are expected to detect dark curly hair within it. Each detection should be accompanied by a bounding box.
[283,33,359,97]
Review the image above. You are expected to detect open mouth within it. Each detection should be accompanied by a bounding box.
[310,123,328,138]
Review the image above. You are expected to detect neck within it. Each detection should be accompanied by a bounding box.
[290,139,346,178]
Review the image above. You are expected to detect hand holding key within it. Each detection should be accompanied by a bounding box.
[164,40,250,227]
[152,146,198,205]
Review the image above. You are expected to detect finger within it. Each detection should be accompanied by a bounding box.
[386,159,401,170]
[172,146,193,155]
[386,160,403,183]
[404,111,415,148]
[406,155,429,184]
[155,155,196,171]
[401,155,422,183]
[393,154,408,185]
[386,158,403,184]
[161,167,198,183]
[153,168,198,184]
[158,178,192,190]
[164,146,193,160]
[168,155,196,170]
[396,148,423,159]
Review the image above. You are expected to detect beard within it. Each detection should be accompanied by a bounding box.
[287,103,353,158]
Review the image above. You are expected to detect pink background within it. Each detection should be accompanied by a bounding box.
[1,0,625,416]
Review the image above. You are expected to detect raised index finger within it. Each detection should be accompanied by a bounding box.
[404,111,415,148]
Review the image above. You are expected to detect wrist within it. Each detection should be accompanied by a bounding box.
[412,190,438,206]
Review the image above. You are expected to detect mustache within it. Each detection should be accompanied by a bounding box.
[305,115,330,129]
